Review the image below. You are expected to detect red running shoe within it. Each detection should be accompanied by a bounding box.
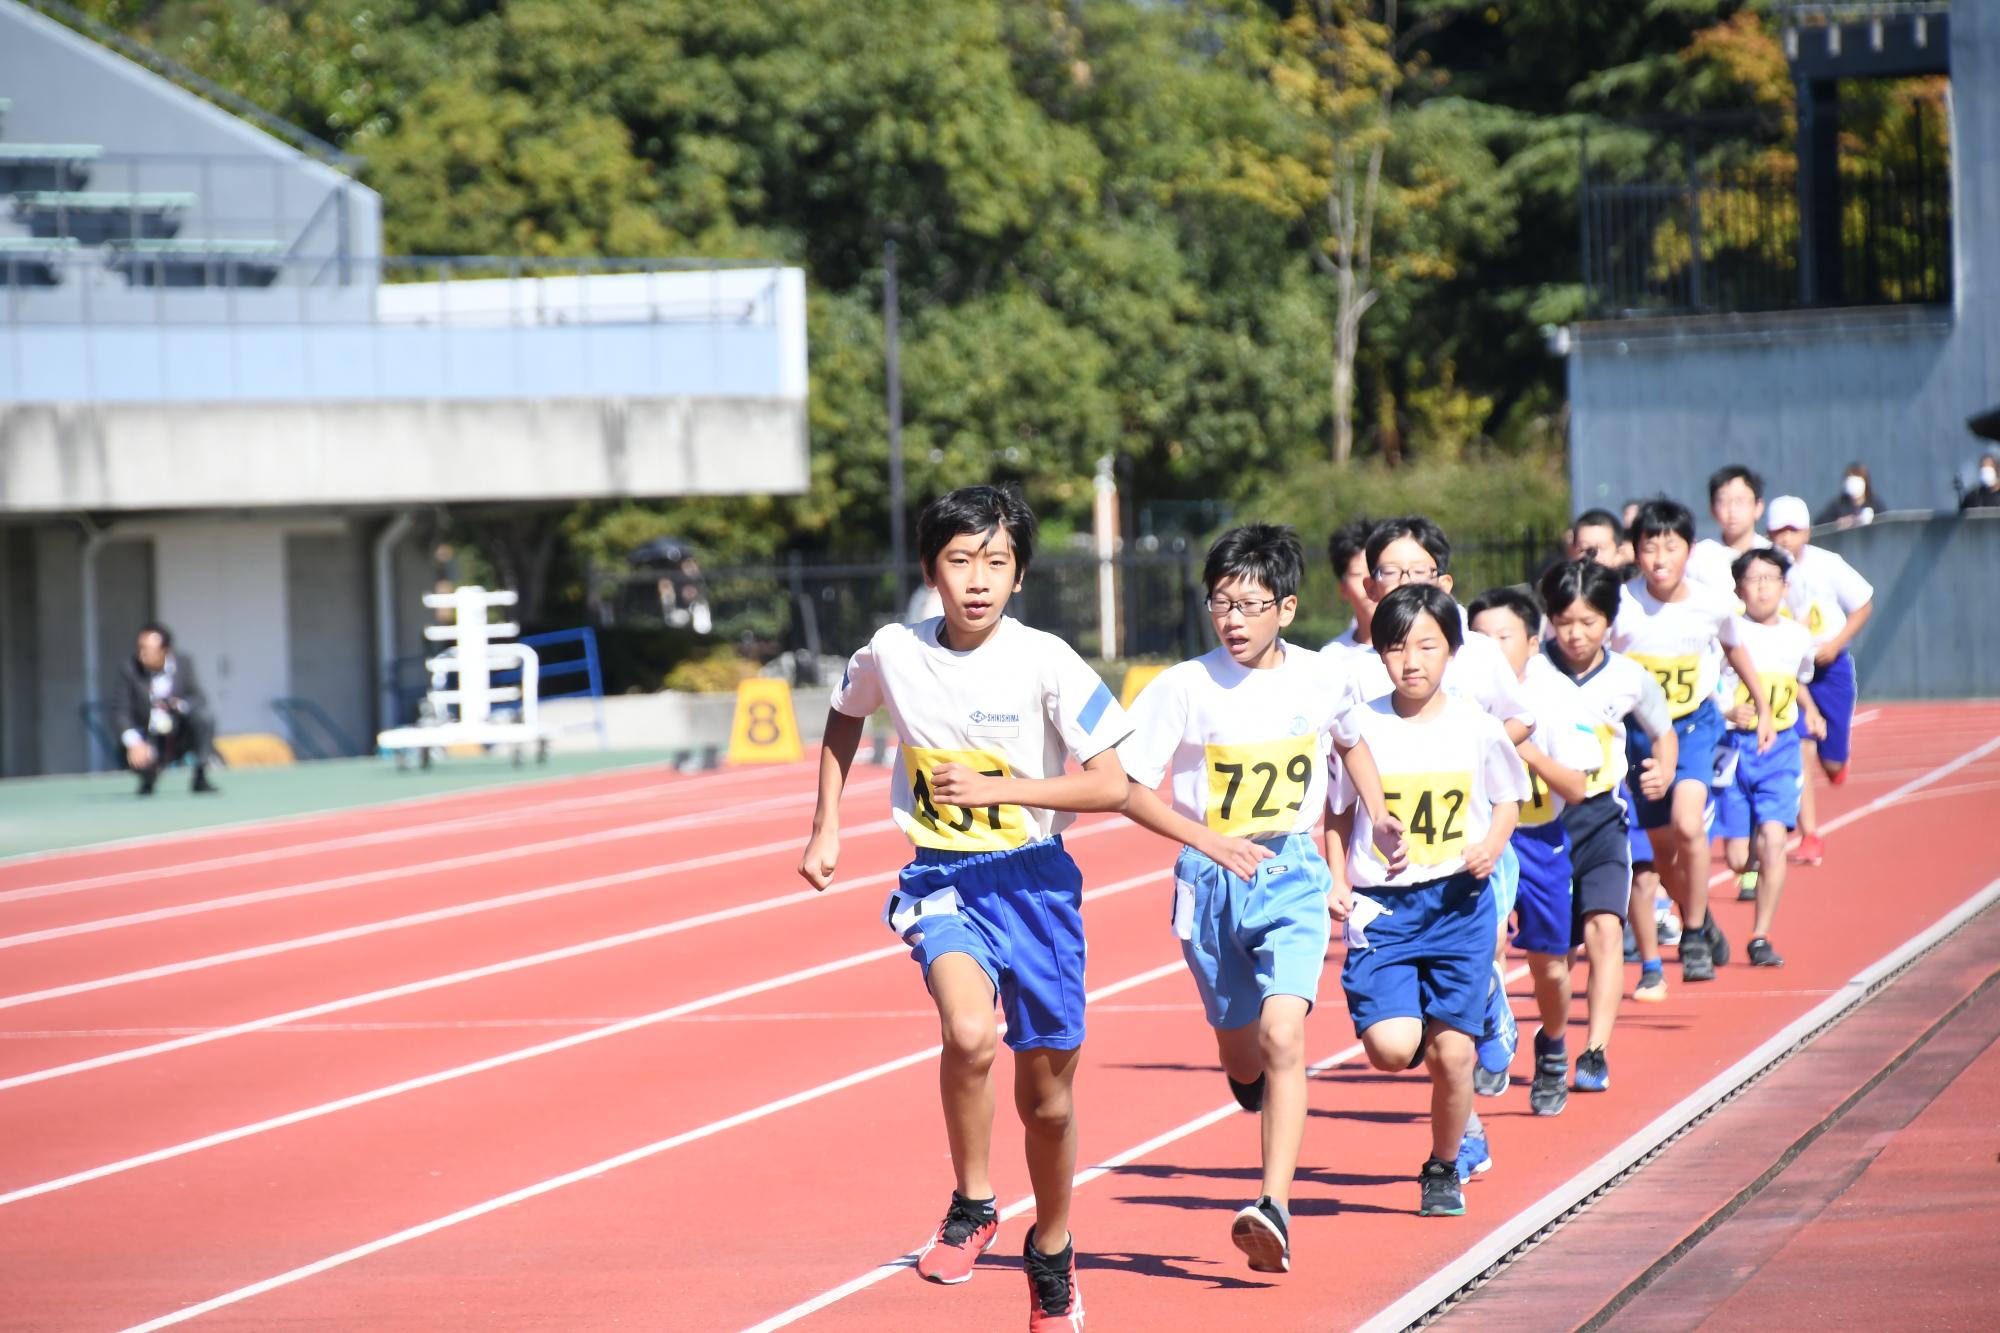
[915,1193,998,1285]
[1024,1228,1084,1331]
[1829,764,1849,786]
[1789,833,1825,866]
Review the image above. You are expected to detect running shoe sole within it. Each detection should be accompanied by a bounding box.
[1633,974,1669,1003]
[917,1226,997,1284]
[1230,1205,1290,1273]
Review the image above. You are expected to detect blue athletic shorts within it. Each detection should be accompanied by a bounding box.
[1511,819,1574,956]
[1568,802,1633,943]
[1174,832,1333,1030]
[1627,697,1724,831]
[1341,871,1494,1040]
[1491,841,1520,924]
[1806,650,1856,766]
[890,836,1086,1052]
[1716,726,1804,838]
[1622,786,1654,865]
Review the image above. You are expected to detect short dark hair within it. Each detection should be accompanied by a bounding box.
[1732,547,1791,583]
[1631,498,1695,546]
[1327,515,1375,578]
[1372,583,1463,654]
[1573,508,1623,541]
[1467,585,1542,636]
[1538,558,1623,623]
[138,621,173,648]
[1365,515,1452,576]
[1205,524,1304,602]
[916,485,1037,575]
[1707,464,1765,503]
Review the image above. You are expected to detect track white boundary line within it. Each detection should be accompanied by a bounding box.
[736,728,2000,1330]
[1356,868,2000,1332]
[0,759,828,904]
[109,948,1187,1333]
[0,775,894,945]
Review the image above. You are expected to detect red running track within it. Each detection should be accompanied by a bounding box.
[0,703,1994,1331]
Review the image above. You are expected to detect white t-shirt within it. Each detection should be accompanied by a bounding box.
[1514,655,1609,827]
[1687,535,1771,593]
[1343,604,1535,731]
[1782,544,1873,646]
[1612,582,1743,720]
[1545,645,1668,800]
[831,616,1131,852]
[1319,623,1372,668]
[1331,694,1530,888]
[1719,618,1817,733]
[1120,643,1362,839]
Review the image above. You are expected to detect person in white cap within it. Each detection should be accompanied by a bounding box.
[1765,495,1874,867]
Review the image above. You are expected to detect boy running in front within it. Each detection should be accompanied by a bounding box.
[799,485,1129,1332]
[1765,495,1874,867]
[1717,548,1823,966]
[1538,560,1677,1104]
[1326,583,1529,1218]
[1613,500,1774,983]
[1120,524,1401,1274]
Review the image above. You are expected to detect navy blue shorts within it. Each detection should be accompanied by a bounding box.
[890,837,1086,1052]
[1806,651,1856,766]
[1623,786,1654,865]
[1628,697,1724,831]
[1174,833,1333,1030]
[1717,726,1804,837]
[1511,819,1574,957]
[1341,872,1494,1039]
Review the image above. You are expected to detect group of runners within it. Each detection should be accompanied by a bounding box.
[796,468,1873,1331]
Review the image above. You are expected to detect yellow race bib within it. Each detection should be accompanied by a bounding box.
[1204,735,1318,837]
[1379,770,1474,867]
[1735,673,1801,730]
[1630,653,1702,719]
[1520,761,1558,827]
[1583,723,1622,797]
[901,746,1028,853]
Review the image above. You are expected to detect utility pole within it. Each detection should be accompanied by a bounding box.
[884,233,907,613]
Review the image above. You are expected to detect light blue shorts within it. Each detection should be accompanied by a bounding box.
[1173,832,1333,1030]
[1490,841,1520,923]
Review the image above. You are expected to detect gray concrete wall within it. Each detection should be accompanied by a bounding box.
[29,524,84,774]
[286,527,373,754]
[1568,1,1999,528]
[1816,511,2000,700]
[0,527,38,775]
[0,396,809,513]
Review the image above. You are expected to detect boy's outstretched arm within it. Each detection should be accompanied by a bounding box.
[799,708,866,891]
[1518,738,1591,807]
[931,747,1131,815]
[1122,781,1273,880]
[1323,804,1355,923]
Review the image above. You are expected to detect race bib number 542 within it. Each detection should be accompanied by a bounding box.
[901,746,1028,853]
[1204,735,1317,838]
[1379,770,1474,867]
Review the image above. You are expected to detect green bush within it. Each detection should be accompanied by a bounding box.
[663,649,761,694]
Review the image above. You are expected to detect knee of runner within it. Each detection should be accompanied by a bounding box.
[1362,1029,1418,1071]
[1015,1083,1074,1139]
[1424,1030,1475,1076]
[1259,1013,1306,1070]
[939,1013,998,1070]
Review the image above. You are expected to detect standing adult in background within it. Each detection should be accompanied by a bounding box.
[1816,463,1886,528]
[117,623,218,797]
[1961,453,2000,511]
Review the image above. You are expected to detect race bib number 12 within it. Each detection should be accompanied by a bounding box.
[902,746,1029,853]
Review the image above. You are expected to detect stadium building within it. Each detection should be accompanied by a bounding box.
[0,0,807,777]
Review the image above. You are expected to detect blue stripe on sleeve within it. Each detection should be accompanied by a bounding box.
[1078,680,1115,733]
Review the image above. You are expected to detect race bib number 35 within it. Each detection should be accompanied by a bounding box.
[902,746,1028,853]
[1631,653,1702,719]
[1204,736,1317,837]
[1379,770,1474,867]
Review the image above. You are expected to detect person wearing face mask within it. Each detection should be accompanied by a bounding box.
[1816,464,1885,528]
[1962,453,2000,511]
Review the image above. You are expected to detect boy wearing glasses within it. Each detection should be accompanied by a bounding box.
[1717,548,1823,967]
[1120,524,1400,1275]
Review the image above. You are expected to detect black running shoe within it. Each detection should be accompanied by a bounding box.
[1228,1071,1266,1113]
[1529,1029,1568,1116]
[1230,1195,1290,1273]
[1681,930,1715,982]
[1705,915,1731,967]
[1418,1157,1465,1217]
[1748,936,1785,967]
[1473,1064,1509,1098]
[1573,1047,1610,1093]
[1023,1229,1082,1331]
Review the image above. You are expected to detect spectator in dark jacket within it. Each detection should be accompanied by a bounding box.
[1816,462,1887,528]
[116,623,218,796]
[1962,453,2000,512]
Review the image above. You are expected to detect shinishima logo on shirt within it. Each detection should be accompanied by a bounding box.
[966,709,1021,738]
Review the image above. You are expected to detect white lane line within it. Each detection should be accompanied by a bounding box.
[1355,869,2000,1332]
[0,819,1142,1090]
[105,962,1190,1333]
[0,775,894,944]
[737,728,2000,1330]
[739,958,1529,1331]
[0,760,823,904]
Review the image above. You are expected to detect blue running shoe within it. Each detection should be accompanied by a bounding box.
[1475,961,1517,1075]
[1456,1126,1492,1180]
[1573,1047,1610,1092]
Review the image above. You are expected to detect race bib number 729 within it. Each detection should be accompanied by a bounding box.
[1204,735,1317,837]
